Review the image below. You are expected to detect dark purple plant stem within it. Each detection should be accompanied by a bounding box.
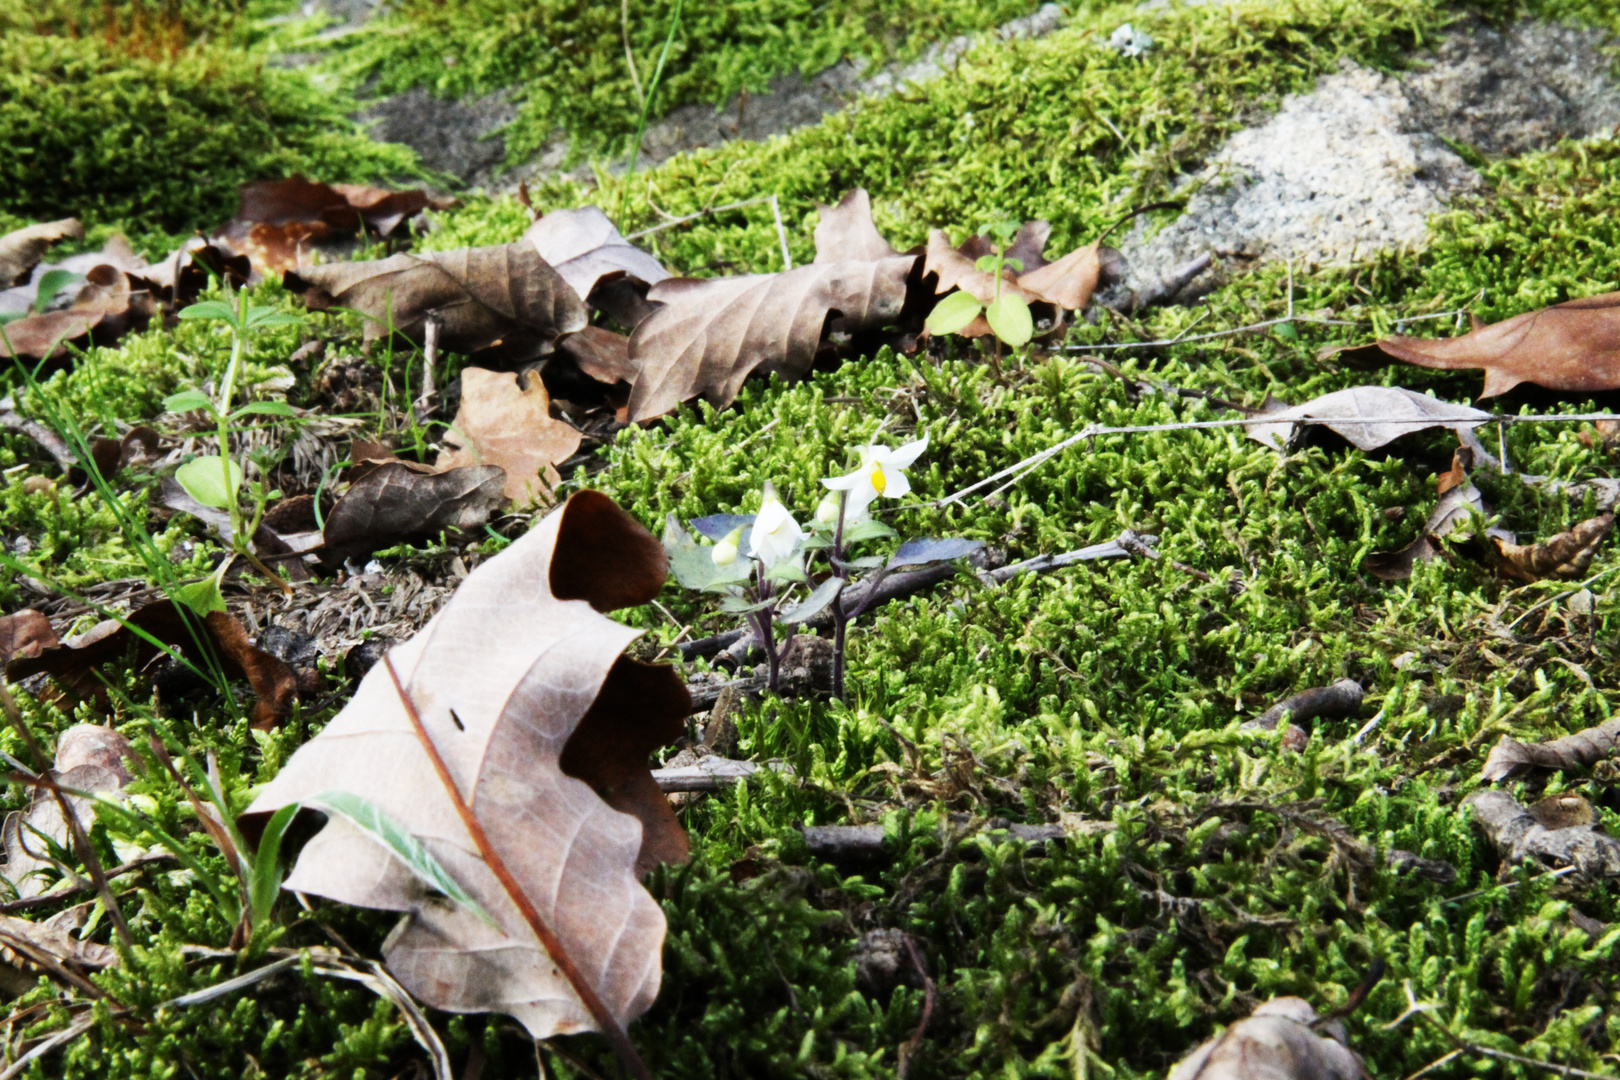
[754,564,781,692]
[830,490,850,702]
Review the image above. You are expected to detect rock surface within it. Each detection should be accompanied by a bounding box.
[1120,18,1620,291]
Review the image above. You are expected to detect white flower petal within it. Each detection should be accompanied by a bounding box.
[886,434,930,470]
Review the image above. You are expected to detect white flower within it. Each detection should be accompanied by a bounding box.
[815,492,870,530]
[1107,22,1153,58]
[821,434,929,519]
[748,483,803,568]
[710,526,742,567]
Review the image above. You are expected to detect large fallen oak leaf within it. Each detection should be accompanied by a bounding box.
[626,256,915,421]
[223,177,456,275]
[286,241,586,362]
[0,219,82,287]
[1482,719,1620,782]
[246,490,688,1038]
[322,461,507,565]
[812,189,902,263]
[1490,512,1614,582]
[435,367,581,507]
[1342,292,1620,398]
[1466,789,1620,880]
[1166,997,1364,1080]
[5,604,297,729]
[1245,386,1492,452]
[524,207,669,312]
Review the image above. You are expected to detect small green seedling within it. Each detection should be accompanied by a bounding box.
[924,220,1034,348]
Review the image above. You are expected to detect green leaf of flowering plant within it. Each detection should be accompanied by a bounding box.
[245,307,304,331]
[925,290,985,336]
[163,389,216,415]
[33,269,83,313]
[175,455,243,509]
[177,300,239,324]
[887,537,985,569]
[764,561,809,585]
[248,803,299,933]
[777,576,843,625]
[230,401,297,420]
[986,293,1034,347]
[171,574,227,615]
[720,594,776,614]
[306,791,495,926]
[844,519,898,543]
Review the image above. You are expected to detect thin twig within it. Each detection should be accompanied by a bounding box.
[897,936,937,1080]
[770,194,792,271]
[0,1009,96,1080]
[415,315,440,422]
[1066,304,1475,352]
[0,851,174,913]
[626,195,785,241]
[381,657,653,1080]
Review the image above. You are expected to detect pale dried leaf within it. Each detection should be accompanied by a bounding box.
[0,219,83,287]
[1482,719,1620,781]
[287,243,587,361]
[1,726,133,900]
[247,491,686,1038]
[1466,789,1620,879]
[625,256,915,421]
[813,190,900,264]
[321,462,507,564]
[1245,387,1491,452]
[1166,997,1363,1080]
[523,207,669,308]
[435,368,581,507]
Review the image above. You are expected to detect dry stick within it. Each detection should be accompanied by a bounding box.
[896,936,937,1080]
[0,411,75,476]
[0,1009,96,1080]
[625,194,785,241]
[381,657,654,1080]
[0,682,132,949]
[1066,300,1475,353]
[415,316,440,422]
[940,413,1620,507]
[0,851,174,914]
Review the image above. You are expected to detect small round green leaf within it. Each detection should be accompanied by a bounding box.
[175,455,244,509]
[925,290,985,336]
[986,293,1034,347]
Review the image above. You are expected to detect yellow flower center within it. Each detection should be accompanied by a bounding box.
[870,466,887,495]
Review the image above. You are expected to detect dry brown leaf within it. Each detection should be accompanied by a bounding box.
[1490,512,1614,582]
[435,368,581,507]
[923,230,1037,308]
[1466,788,1620,879]
[558,326,635,386]
[625,256,916,421]
[0,610,57,666]
[321,462,507,565]
[1342,292,1620,398]
[1166,997,1364,1080]
[1481,719,1620,781]
[221,177,455,274]
[812,190,902,264]
[922,225,1112,315]
[523,207,669,311]
[287,242,587,363]
[1,725,134,900]
[0,219,83,287]
[246,490,688,1038]
[1363,446,1511,581]
[0,264,158,360]
[6,606,298,729]
[0,911,119,976]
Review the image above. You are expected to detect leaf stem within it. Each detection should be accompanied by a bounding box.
[381,656,653,1080]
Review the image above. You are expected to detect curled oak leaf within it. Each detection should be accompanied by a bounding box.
[812,189,903,264]
[1245,386,1492,453]
[1490,512,1614,583]
[523,207,669,312]
[0,265,157,360]
[287,242,586,363]
[1341,292,1620,398]
[923,225,1116,318]
[1466,788,1620,880]
[435,367,582,508]
[558,325,635,386]
[1166,997,1364,1080]
[1,725,135,902]
[222,177,455,273]
[626,256,916,421]
[923,230,1038,308]
[0,610,57,666]
[321,462,507,565]
[246,490,687,1039]
[6,605,297,729]
[139,239,250,307]
[0,219,82,287]
[1482,719,1620,782]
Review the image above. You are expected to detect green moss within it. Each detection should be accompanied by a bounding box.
[0,23,422,245]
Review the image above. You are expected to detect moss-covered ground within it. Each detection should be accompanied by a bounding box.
[3,0,1620,1077]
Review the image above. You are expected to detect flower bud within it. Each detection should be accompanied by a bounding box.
[711,526,743,566]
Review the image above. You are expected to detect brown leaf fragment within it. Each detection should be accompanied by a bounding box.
[222,177,455,273]
[625,256,915,421]
[523,207,669,309]
[812,190,901,264]
[923,230,1036,307]
[1342,292,1620,398]
[1243,679,1363,734]
[1166,997,1364,1080]
[2,725,133,901]
[0,610,58,666]
[1490,512,1614,582]
[0,219,83,287]
[1015,242,1103,311]
[0,911,119,977]
[246,490,687,1038]
[1363,446,1509,581]
[435,368,581,508]
[286,242,587,362]
[321,462,507,565]
[1465,788,1620,879]
[1481,719,1620,781]
[139,239,251,306]
[5,605,298,729]
[558,326,635,386]
[160,479,320,582]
